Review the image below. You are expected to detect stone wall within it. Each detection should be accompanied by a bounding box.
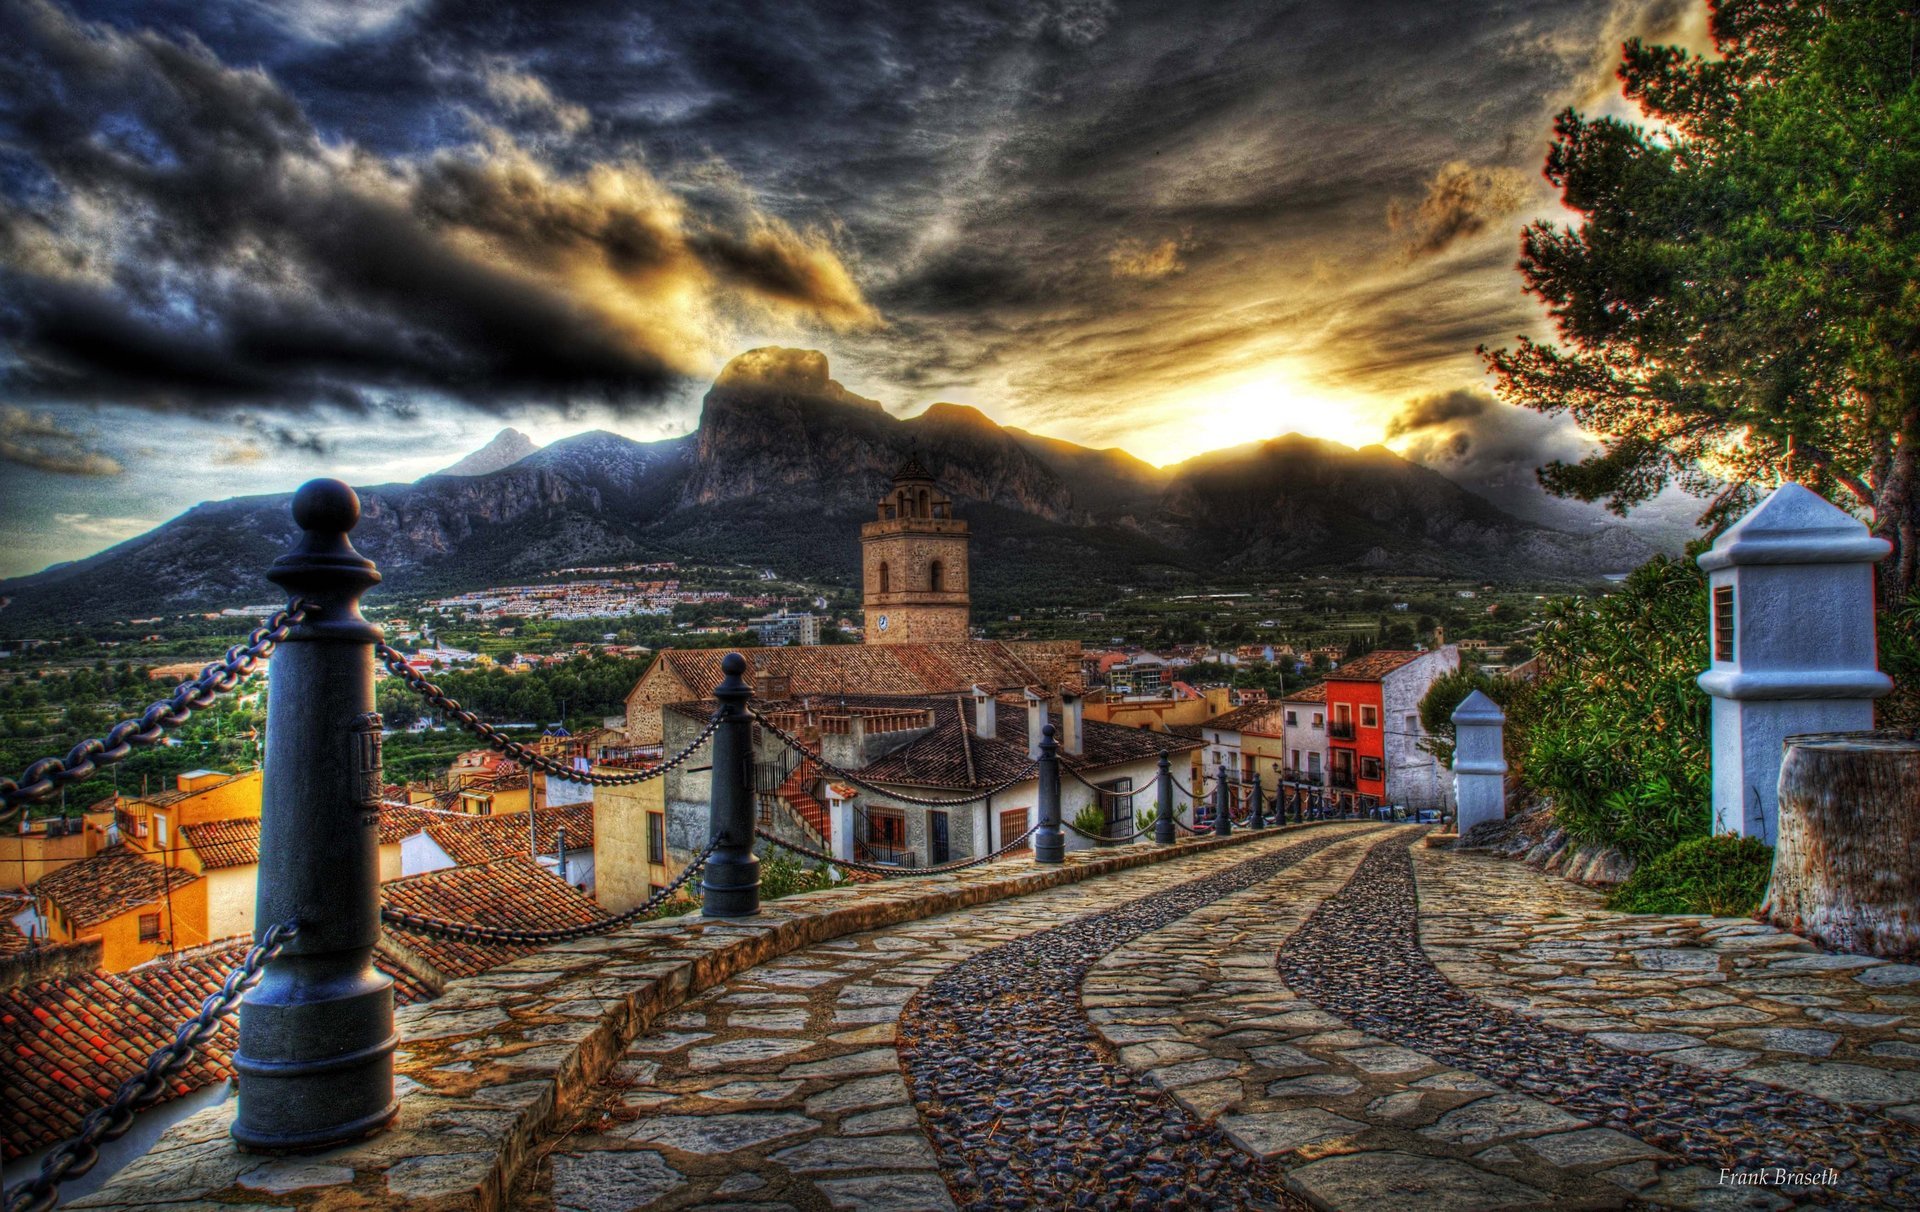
[0,937,100,991]
[623,660,694,746]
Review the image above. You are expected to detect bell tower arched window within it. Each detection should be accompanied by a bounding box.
[929,560,944,593]
[878,562,890,594]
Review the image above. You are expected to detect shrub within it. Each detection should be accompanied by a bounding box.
[1417,667,1530,769]
[1135,807,1159,832]
[1606,834,1774,917]
[1521,555,1711,860]
[1072,803,1109,835]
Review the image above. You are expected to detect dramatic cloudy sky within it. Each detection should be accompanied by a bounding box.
[0,0,1708,577]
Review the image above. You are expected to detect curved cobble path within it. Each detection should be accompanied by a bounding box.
[1278,835,1920,1207]
[896,827,1379,1211]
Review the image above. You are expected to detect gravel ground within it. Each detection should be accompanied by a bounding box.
[1278,836,1920,1207]
[897,827,1377,1211]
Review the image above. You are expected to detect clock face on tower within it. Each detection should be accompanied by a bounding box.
[876,614,889,633]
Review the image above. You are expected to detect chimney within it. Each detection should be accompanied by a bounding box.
[1025,688,1048,760]
[1060,690,1084,756]
[753,669,791,701]
[972,684,997,740]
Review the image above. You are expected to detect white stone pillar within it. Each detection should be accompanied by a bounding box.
[1698,483,1892,843]
[973,799,991,858]
[1451,690,1506,834]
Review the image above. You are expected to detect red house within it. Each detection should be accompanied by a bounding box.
[1323,648,1458,812]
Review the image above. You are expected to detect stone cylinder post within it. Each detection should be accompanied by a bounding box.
[1249,771,1265,829]
[1697,483,1892,843]
[1451,690,1507,835]
[1034,723,1064,864]
[702,653,760,916]
[1213,763,1232,836]
[233,479,395,1151]
[1154,754,1175,845]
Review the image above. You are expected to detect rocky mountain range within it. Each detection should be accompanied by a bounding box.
[0,349,1662,629]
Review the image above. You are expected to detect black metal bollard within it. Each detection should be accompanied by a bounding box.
[703,653,760,916]
[1213,763,1232,837]
[1034,723,1064,864]
[234,479,395,1151]
[1250,771,1265,829]
[1154,754,1175,845]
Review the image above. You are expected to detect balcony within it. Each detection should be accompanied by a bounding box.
[1328,721,1356,740]
[1329,770,1357,790]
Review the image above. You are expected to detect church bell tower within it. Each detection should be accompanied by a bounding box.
[861,459,970,644]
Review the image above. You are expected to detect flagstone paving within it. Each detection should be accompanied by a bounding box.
[509,825,1920,1211]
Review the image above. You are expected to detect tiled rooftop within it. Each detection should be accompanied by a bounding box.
[0,940,433,1162]
[34,848,199,928]
[419,803,596,867]
[380,857,607,979]
[1325,649,1427,681]
[1285,682,1328,703]
[178,817,260,870]
[654,642,1054,701]
[1202,702,1287,735]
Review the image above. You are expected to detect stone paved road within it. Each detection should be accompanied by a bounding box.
[512,827,1920,1211]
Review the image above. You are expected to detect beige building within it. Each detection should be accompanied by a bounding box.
[861,459,970,644]
[592,773,673,912]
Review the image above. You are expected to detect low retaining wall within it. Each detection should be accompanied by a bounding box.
[73,824,1330,1212]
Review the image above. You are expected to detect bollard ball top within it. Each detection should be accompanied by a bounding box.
[1042,722,1057,739]
[720,652,748,677]
[292,478,360,535]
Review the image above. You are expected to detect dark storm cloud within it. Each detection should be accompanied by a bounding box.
[1387,388,1593,495]
[0,0,874,422]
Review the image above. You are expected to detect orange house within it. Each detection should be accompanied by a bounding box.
[32,848,201,971]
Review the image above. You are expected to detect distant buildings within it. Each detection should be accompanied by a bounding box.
[1323,647,1458,812]
[749,610,822,647]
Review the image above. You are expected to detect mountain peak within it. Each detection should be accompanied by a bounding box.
[438,427,540,477]
[711,347,883,412]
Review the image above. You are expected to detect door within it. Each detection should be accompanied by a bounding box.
[930,811,950,864]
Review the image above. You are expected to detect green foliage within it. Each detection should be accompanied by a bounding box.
[1416,668,1528,768]
[1881,589,1920,729]
[1072,803,1109,835]
[1135,806,1159,832]
[374,652,648,732]
[1607,834,1774,916]
[1522,556,1712,860]
[1485,0,1920,601]
[756,849,845,900]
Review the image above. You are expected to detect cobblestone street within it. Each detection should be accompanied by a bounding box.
[511,826,1920,1211]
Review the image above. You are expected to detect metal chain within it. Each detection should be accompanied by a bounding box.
[749,710,1037,807]
[1172,815,1213,835]
[1063,820,1157,845]
[376,643,719,786]
[1061,763,1157,800]
[381,841,718,944]
[1,921,298,1212]
[753,823,1039,878]
[0,604,311,824]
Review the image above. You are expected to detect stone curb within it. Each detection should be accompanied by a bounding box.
[74,823,1336,1212]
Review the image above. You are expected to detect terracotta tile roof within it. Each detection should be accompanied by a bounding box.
[654,642,1054,702]
[376,802,464,845]
[0,940,431,1162]
[1284,683,1328,703]
[179,817,260,870]
[718,693,1198,791]
[1164,724,1205,740]
[1202,703,1287,736]
[419,804,595,867]
[35,849,199,928]
[0,896,30,957]
[133,771,251,808]
[381,857,607,979]
[1326,650,1426,681]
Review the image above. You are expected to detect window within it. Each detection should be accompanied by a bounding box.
[1291,749,1301,767]
[1713,585,1735,662]
[1360,705,1379,728]
[1285,710,1298,725]
[1313,713,1324,728]
[154,814,168,847]
[647,812,665,865]
[138,912,162,941]
[1405,714,1420,737]
[930,560,944,592]
[878,562,890,594]
[1360,756,1382,781]
[1308,752,1321,774]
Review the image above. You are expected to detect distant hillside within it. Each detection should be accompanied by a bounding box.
[0,348,1657,630]
[438,428,540,476]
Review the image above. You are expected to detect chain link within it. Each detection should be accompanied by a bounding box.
[0,604,310,824]
[754,823,1039,877]
[1062,820,1157,845]
[1,921,297,1212]
[1061,763,1158,800]
[750,710,1037,807]
[376,643,719,786]
[381,841,718,944]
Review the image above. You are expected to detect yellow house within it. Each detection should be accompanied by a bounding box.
[115,769,263,861]
[1,803,113,891]
[32,849,201,971]
[591,766,673,912]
